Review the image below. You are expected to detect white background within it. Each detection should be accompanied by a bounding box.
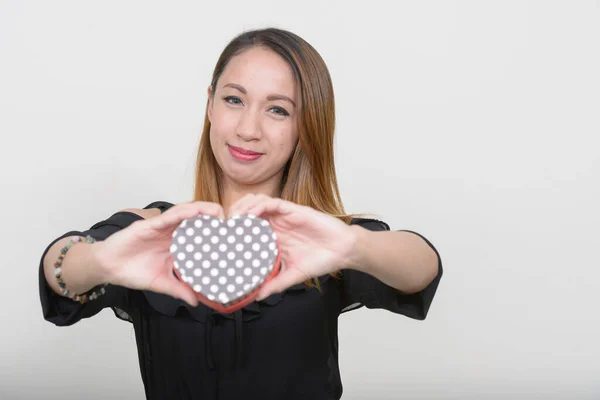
[1,1,599,399]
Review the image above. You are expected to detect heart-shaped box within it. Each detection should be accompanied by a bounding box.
[170,214,281,313]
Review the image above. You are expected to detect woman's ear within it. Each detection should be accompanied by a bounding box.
[207,85,213,122]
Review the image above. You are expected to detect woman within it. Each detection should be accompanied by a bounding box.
[40,27,443,399]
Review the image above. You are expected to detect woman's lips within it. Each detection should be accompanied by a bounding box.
[228,145,263,161]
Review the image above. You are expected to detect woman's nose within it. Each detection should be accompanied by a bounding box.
[235,109,262,141]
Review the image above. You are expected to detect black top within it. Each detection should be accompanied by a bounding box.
[39,201,443,400]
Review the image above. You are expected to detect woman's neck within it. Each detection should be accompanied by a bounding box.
[220,176,283,215]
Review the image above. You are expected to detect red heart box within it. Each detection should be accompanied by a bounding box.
[170,214,281,313]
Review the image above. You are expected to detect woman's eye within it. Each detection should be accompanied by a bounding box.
[224,96,242,105]
[269,106,289,116]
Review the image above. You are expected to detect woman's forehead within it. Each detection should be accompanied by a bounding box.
[218,47,298,98]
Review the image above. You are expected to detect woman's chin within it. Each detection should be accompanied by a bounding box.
[222,171,263,187]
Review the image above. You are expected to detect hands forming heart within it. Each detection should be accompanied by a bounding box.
[171,194,358,312]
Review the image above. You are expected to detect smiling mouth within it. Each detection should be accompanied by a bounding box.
[227,145,263,161]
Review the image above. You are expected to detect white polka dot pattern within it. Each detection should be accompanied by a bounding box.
[171,214,278,306]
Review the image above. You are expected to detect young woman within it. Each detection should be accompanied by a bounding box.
[40,27,443,400]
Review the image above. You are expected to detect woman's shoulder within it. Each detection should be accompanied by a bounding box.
[349,216,390,231]
[142,200,175,213]
[118,201,175,219]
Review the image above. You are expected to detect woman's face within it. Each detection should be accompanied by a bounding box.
[208,46,299,189]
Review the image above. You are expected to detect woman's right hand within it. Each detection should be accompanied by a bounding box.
[92,201,225,307]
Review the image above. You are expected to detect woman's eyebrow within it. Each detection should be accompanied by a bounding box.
[223,83,247,94]
[266,94,296,108]
[223,83,296,108]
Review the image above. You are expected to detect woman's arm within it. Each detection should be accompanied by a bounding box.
[346,227,440,294]
[43,236,110,297]
[42,208,159,298]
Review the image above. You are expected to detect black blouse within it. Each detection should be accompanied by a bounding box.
[39,201,443,400]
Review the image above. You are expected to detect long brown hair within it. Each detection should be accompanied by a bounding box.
[193,28,357,285]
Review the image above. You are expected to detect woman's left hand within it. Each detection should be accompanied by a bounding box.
[228,194,358,300]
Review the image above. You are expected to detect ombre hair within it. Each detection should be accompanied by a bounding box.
[194,27,352,219]
[193,28,357,285]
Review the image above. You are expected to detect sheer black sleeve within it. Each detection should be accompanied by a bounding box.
[39,210,145,326]
[340,218,443,320]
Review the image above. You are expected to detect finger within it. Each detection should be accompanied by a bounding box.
[185,201,225,219]
[169,201,225,220]
[149,202,224,231]
[151,274,199,307]
[246,198,293,219]
[228,193,261,218]
[255,268,307,301]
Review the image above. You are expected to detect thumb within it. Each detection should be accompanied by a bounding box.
[151,273,199,307]
[256,268,306,301]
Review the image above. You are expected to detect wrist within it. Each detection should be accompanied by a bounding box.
[87,241,113,286]
[53,235,109,303]
[344,225,371,272]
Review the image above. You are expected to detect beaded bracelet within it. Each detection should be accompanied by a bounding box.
[54,235,107,304]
